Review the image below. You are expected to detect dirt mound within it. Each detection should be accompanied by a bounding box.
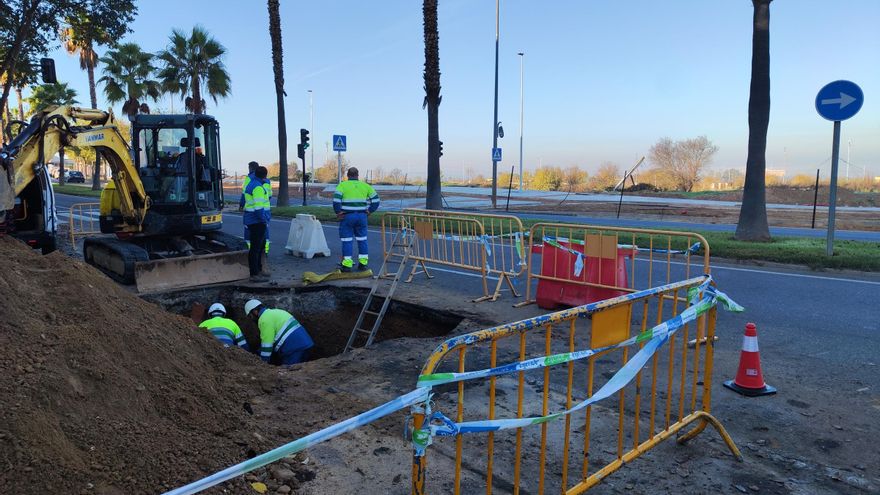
[0,236,281,494]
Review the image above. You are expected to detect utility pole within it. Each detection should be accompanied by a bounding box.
[491,0,500,208]
[518,51,524,192]
[309,90,315,179]
[846,139,851,181]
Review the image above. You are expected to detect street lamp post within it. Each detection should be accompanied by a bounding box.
[518,51,524,192]
[491,0,500,208]
[308,90,314,179]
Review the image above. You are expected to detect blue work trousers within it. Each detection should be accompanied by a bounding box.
[339,212,369,262]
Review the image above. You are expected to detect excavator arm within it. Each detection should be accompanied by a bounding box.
[5,105,149,231]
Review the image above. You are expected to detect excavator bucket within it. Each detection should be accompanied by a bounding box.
[134,250,250,293]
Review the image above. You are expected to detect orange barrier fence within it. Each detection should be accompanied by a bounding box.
[68,202,101,250]
[403,209,526,302]
[381,211,489,299]
[410,271,741,494]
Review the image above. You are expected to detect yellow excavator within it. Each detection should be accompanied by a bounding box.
[1,105,249,292]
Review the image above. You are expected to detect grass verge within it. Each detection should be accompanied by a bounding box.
[53,184,103,198]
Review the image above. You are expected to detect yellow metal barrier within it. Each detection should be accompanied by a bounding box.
[411,273,740,494]
[518,222,709,308]
[68,202,101,250]
[381,211,489,299]
[404,209,526,302]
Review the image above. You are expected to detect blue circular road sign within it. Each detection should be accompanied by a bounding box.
[815,80,863,121]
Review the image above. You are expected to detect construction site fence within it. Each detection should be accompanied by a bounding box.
[161,275,744,495]
[392,209,526,302]
[411,274,742,495]
[518,222,710,308]
[68,202,101,250]
[381,211,492,301]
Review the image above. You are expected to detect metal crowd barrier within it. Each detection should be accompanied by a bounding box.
[68,202,101,250]
[411,272,741,494]
[403,209,526,302]
[381,211,489,299]
[517,222,710,308]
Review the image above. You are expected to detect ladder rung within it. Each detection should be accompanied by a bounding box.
[364,310,380,316]
[380,274,397,280]
[356,328,372,334]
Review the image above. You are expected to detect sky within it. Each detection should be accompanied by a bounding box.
[39,0,880,179]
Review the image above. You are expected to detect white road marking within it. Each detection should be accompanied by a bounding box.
[634,257,880,286]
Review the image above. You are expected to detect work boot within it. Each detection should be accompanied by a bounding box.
[339,263,352,273]
[357,262,369,272]
[250,273,270,282]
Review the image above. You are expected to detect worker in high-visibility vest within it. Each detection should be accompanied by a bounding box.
[244,299,313,365]
[332,167,380,272]
[198,303,249,350]
[243,166,271,280]
[239,161,269,254]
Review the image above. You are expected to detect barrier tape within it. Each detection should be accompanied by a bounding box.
[164,276,738,494]
[162,388,430,495]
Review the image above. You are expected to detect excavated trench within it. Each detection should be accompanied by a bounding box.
[142,284,464,358]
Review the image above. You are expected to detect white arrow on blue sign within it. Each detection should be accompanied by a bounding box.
[333,135,347,152]
[815,80,863,121]
[492,147,502,161]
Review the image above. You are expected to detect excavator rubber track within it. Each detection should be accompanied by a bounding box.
[83,232,250,293]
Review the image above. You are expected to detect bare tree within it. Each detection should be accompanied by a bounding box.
[563,165,588,191]
[735,0,773,241]
[589,162,621,191]
[648,136,718,192]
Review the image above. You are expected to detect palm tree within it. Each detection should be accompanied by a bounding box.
[26,82,79,185]
[156,26,231,115]
[62,14,113,190]
[267,0,289,206]
[735,0,773,241]
[61,14,111,190]
[423,0,442,209]
[98,42,160,121]
[25,82,79,113]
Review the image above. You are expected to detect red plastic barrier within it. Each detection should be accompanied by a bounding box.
[534,240,631,310]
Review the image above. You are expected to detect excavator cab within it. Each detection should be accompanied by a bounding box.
[129,114,224,236]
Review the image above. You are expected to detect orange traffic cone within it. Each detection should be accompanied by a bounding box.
[724,323,776,397]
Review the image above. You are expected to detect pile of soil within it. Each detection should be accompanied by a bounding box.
[0,236,283,494]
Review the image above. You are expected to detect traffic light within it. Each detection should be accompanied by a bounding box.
[297,143,305,160]
[438,140,443,157]
[300,128,310,150]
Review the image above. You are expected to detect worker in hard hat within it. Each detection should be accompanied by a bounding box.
[198,303,249,351]
[244,299,314,365]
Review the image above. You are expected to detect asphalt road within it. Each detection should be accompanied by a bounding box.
[55,192,880,384]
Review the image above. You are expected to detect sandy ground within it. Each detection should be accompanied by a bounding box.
[27,227,878,495]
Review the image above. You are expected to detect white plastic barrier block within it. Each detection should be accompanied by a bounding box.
[285,213,331,259]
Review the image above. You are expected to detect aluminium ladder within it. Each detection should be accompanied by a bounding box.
[343,226,415,352]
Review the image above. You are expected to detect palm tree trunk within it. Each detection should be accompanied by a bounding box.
[192,74,203,115]
[268,0,289,206]
[58,147,66,186]
[87,59,103,190]
[15,86,24,119]
[423,0,442,210]
[735,0,773,241]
